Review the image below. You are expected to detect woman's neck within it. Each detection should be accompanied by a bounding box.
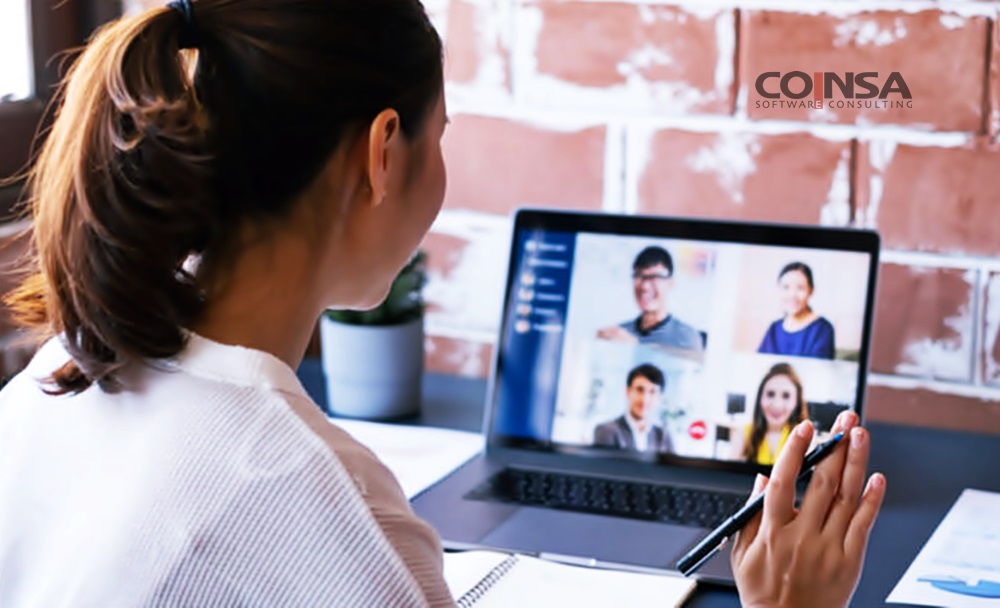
[790,307,812,321]
[784,308,816,330]
[191,232,324,370]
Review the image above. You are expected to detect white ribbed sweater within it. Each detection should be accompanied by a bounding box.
[0,334,454,607]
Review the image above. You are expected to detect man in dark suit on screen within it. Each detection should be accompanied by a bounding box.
[593,363,673,454]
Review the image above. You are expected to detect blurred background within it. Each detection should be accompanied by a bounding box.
[2,0,999,433]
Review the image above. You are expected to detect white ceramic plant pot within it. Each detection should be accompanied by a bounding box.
[319,315,423,420]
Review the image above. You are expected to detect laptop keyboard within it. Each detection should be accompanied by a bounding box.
[465,468,748,529]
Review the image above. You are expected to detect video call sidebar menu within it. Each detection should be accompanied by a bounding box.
[494,231,576,440]
[513,234,574,335]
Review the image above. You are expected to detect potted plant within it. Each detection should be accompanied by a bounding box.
[320,250,428,419]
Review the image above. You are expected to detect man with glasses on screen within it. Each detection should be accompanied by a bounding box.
[597,246,705,356]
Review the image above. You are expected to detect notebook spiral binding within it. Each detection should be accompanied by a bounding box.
[456,554,521,607]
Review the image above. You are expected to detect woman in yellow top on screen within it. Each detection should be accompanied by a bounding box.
[742,363,809,465]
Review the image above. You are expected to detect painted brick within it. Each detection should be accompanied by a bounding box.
[981,272,1000,385]
[634,129,852,225]
[443,114,606,215]
[425,335,494,378]
[871,263,976,382]
[518,3,735,115]
[443,0,511,98]
[741,10,987,131]
[421,216,511,336]
[866,385,1000,434]
[989,19,1000,136]
[422,230,471,318]
[422,0,451,29]
[856,139,1000,255]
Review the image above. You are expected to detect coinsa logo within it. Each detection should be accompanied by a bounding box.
[754,71,913,109]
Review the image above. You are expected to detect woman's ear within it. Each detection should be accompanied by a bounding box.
[365,109,402,206]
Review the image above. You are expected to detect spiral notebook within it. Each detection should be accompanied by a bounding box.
[443,550,697,607]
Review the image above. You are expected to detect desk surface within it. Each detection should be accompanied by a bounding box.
[298,362,1000,608]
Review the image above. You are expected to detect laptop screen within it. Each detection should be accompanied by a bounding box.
[487,210,880,474]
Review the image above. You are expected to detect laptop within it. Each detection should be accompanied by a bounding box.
[412,209,880,584]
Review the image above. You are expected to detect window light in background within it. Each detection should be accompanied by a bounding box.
[0,0,33,103]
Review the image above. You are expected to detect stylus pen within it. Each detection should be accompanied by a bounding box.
[675,431,846,577]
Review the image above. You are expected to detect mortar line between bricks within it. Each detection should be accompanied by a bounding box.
[848,138,859,226]
[981,16,995,137]
[585,0,1000,18]
[731,7,742,119]
[441,100,974,146]
[869,372,1000,397]
[880,250,1000,270]
[424,325,498,343]
[972,268,986,386]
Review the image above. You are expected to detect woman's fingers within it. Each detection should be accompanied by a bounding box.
[742,474,769,543]
[822,426,870,539]
[732,474,768,565]
[797,413,858,532]
[764,420,813,529]
[833,409,859,437]
[844,473,886,558]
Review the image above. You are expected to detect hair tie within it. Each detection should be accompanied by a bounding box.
[167,0,199,50]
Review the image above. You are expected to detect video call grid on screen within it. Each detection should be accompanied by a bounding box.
[488,210,879,474]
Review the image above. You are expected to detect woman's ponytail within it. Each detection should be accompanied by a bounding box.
[6,0,444,394]
[7,7,214,393]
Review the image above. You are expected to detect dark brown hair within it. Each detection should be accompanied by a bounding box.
[779,261,814,290]
[742,362,809,463]
[626,363,665,391]
[632,246,673,277]
[6,0,443,393]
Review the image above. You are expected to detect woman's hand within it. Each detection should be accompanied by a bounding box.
[730,411,886,608]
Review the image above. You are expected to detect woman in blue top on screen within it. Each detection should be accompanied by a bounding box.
[758,262,836,359]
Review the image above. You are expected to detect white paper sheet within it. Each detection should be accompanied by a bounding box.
[330,418,484,499]
[888,488,1000,607]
